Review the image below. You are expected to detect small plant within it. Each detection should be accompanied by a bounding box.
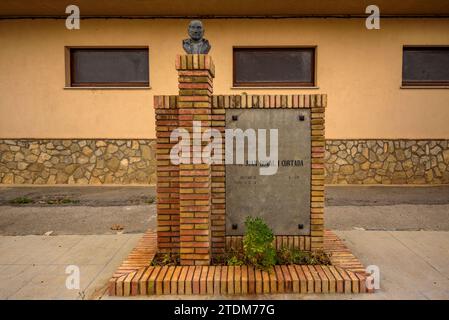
[224,247,245,266]
[151,252,180,266]
[60,198,80,204]
[9,197,34,204]
[45,197,79,205]
[211,247,245,266]
[145,197,155,204]
[227,255,244,266]
[242,217,276,270]
[277,246,308,265]
[276,246,331,265]
[110,224,124,231]
[308,250,332,265]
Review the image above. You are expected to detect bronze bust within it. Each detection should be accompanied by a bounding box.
[182,20,211,54]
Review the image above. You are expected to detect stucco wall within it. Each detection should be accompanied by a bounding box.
[1,18,449,139]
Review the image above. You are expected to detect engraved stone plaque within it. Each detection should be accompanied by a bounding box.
[226,109,311,235]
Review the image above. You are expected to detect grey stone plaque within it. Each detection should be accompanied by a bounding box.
[226,109,311,235]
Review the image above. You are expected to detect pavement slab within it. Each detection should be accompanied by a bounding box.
[0,231,448,300]
[102,230,449,300]
[336,230,449,300]
[0,185,448,300]
[0,234,141,300]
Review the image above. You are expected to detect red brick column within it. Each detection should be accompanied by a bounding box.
[211,97,226,255]
[176,54,215,265]
[155,95,180,253]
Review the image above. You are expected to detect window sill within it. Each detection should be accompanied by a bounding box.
[64,86,151,90]
[400,85,449,89]
[230,86,320,90]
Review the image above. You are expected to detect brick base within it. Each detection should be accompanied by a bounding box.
[108,230,372,296]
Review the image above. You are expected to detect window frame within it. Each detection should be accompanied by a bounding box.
[66,46,150,88]
[232,46,317,88]
[401,45,449,87]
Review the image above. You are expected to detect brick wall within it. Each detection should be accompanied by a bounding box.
[155,86,328,258]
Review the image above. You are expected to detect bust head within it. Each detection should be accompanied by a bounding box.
[183,20,211,54]
[188,20,204,41]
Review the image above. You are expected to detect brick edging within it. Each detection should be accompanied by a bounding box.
[108,231,157,296]
[108,229,372,296]
[154,94,327,109]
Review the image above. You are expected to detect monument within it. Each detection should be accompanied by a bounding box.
[109,20,371,296]
[152,20,326,264]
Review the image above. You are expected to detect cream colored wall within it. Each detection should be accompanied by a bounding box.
[1,18,449,139]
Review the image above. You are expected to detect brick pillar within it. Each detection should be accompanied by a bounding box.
[211,97,226,255]
[155,95,180,253]
[176,54,215,265]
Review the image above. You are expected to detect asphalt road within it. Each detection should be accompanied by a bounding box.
[0,185,448,235]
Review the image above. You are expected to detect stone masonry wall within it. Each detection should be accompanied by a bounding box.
[2,138,449,185]
[0,139,156,184]
[325,140,449,184]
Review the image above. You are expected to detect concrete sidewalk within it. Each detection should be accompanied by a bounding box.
[103,231,449,300]
[335,230,449,300]
[0,233,141,299]
[0,231,448,300]
[0,185,448,300]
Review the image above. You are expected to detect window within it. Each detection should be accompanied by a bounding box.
[233,47,315,87]
[402,47,449,86]
[69,48,149,87]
